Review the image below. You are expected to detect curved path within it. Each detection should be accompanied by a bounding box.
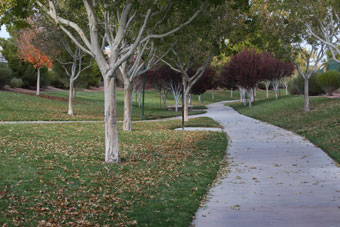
[193,101,340,227]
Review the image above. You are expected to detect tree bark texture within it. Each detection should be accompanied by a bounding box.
[230,88,233,97]
[239,87,243,102]
[304,78,310,112]
[68,79,74,115]
[36,67,41,96]
[264,81,270,98]
[273,80,279,100]
[248,88,252,108]
[123,82,133,131]
[104,77,120,163]
[183,80,190,122]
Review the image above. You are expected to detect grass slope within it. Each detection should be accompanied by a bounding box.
[0,89,233,121]
[229,95,340,163]
[0,117,227,226]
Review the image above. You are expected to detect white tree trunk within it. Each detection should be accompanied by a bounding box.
[264,81,271,98]
[175,99,179,112]
[162,94,167,109]
[36,67,41,96]
[273,80,280,100]
[189,94,192,105]
[123,82,133,131]
[242,88,247,106]
[248,88,253,108]
[198,95,201,101]
[68,79,74,115]
[183,80,190,122]
[254,87,257,97]
[285,85,288,95]
[239,87,243,102]
[304,78,310,112]
[104,77,120,163]
[72,87,76,99]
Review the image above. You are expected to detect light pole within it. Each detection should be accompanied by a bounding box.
[182,82,184,130]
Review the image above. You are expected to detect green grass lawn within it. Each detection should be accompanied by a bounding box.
[0,89,234,121]
[0,117,227,226]
[229,95,340,163]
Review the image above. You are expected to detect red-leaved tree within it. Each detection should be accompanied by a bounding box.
[147,66,182,111]
[191,67,216,103]
[260,52,295,99]
[16,29,53,96]
[220,64,239,98]
[228,49,263,107]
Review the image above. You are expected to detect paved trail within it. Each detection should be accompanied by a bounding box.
[193,101,340,227]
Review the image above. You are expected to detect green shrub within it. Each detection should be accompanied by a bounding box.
[317,71,340,95]
[48,70,68,89]
[288,77,300,95]
[9,77,23,88]
[288,73,324,96]
[0,65,13,89]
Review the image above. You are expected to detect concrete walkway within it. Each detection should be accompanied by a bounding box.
[193,101,340,227]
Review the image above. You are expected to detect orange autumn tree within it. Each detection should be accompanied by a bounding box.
[17,29,53,96]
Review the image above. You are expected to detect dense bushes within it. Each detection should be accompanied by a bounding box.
[9,77,23,88]
[317,71,340,95]
[288,73,324,96]
[0,65,12,89]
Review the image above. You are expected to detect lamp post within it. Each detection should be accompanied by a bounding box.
[182,82,184,130]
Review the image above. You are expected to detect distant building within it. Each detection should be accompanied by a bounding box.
[0,45,8,65]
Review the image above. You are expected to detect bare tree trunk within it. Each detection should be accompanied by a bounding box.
[198,95,201,101]
[36,67,41,96]
[189,94,192,105]
[183,80,190,122]
[242,88,247,106]
[72,87,76,99]
[162,94,167,109]
[248,88,252,108]
[175,99,179,112]
[285,85,288,95]
[304,78,310,112]
[123,82,133,131]
[239,87,243,102]
[104,77,120,163]
[252,88,255,102]
[68,79,74,115]
[273,80,279,100]
[212,88,214,99]
[231,88,233,97]
[264,81,271,98]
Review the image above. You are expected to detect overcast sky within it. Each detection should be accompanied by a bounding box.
[0,25,10,39]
